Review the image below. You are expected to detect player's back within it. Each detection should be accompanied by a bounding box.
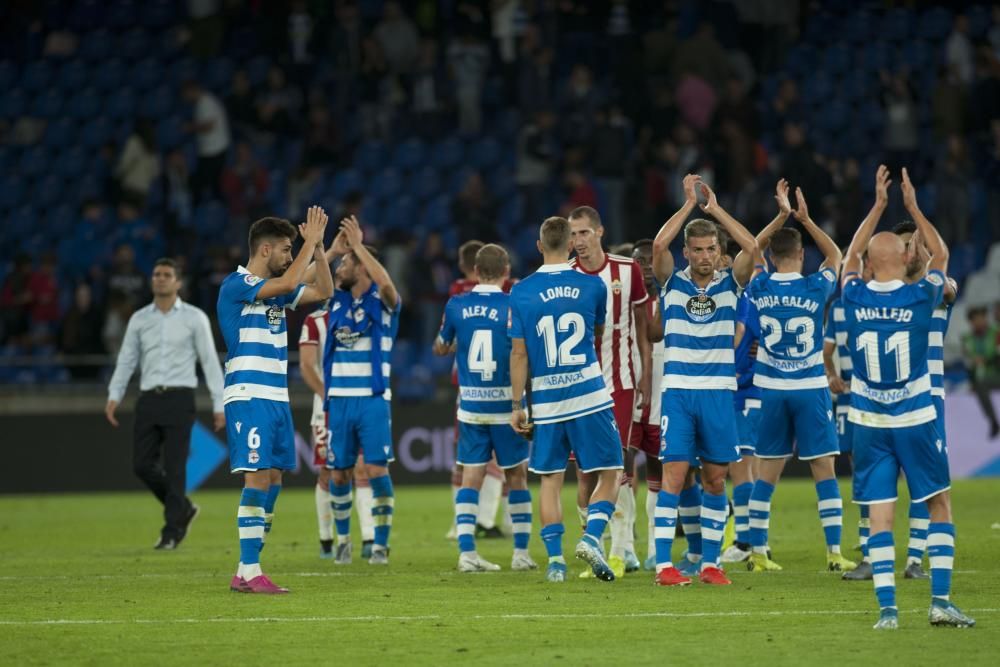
[842,273,944,426]
[509,265,611,425]
[446,287,513,424]
[750,269,836,390]
[734,292,761,403]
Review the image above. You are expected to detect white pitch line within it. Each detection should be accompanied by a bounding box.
[1,608,997,627]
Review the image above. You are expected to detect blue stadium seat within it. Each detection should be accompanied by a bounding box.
[69,0,107,31]
[130,58,164,92]
[202,58,234,92]
[8,205,36,237]
[784,44,818,80]
[119,29,150,62]
[107,0,137,29]
[57,60,89,93]
[246,56,271,87]
[469,137,501,170]
[0,61,16,89]
[901,41,935,72]
[170,58,201,87]
[79,29,113,62]
[48,204,76,236]
[420,195,452,231]
[142,0,178,29]
[193,201,228,239]
[382,195,415,230]
[156,29,184,62]
[355,141,388,173]
[860,40,892,73]
[104,88,136,120]
[31,89,63,119]
[488,166,516,200]
[0,87,26,119]
[0,146,12,172]
[408,166,441,201]
[18,147,48,179]
[966,5,991,40]
[448,167,475,196]
[56,145,87,180]
[371,168,403,200]
[359,198,382,229]
[140,85,175,119]
[430,136,465,170]
[332,168,363,199]
[822,43,852,76]
[94,59,125,92]
[81,117,113,149]
[0,175,25,210]
[392,138,426,171]
[32,174,64,209]
[802,13,838,46]
[919,7,952,42]
[881,8,914,42]
[21,60,54,94]
[156,115,185,150]
[843,10,874,44]
[819,99,849,133]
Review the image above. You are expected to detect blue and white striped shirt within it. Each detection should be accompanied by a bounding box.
[660,267,738,391]
[439,285,513,425]
[823,298,853,416]
[326,284,401,399]
[217,266,305,405]
[750,268,837,391]
[842,272,945,428]
[508,263,612,425]
[929,300,954,399]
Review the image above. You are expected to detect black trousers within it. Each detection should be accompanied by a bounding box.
[133,389,196,540]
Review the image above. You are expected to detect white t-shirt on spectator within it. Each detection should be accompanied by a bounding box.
[195,92,231,157]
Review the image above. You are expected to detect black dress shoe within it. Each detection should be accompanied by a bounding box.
[176,504,201,545]
[154,536,178,550]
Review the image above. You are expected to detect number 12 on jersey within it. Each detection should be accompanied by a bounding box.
[536,313,585,368]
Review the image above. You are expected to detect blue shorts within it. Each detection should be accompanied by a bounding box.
[852,419,950,505]
[530,408,624,474]
[326,395,394,470]
[225,399,296,473]
[835,395,854,455]
[735,398,761,454]
[756,388,839,460]
[660,389,740,465]
[457,422,529,469]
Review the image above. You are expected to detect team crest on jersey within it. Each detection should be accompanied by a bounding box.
[926,272,944,287]
[610,278,623,295]
[353,308,365,323]
[332,301,342,312]
[248,451,260,464]
[334,326,361,347]
[266,305,284,332]
[686,293,717,322]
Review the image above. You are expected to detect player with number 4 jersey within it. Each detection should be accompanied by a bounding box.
[435,244,535,573]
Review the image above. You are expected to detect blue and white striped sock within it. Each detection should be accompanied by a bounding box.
[654,491,679,572]
[237,488,267,580]
[508,489,532,552]
[748,480,775,554]
[584,500,615,546]
[260,484,281,550]
[329,481,353,545]
[869,531,897,611]
[927,522,955,601]
[678,484,703,561]
[701,489,728,569]
[815,478,843,553]
[908,501,930,565]
[732,482,753,545]
[540,523,565,563]
[369,475,394,551]
[859,504,870,561]
[455,487,478,554]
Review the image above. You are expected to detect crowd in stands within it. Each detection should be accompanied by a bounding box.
[1,0,999,389]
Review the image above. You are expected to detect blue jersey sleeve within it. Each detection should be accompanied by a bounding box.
[279,284,307,310]
[917,270,946,309]
[508,295,524,339]
[814,268,838,300]
[593,279,608,328]
[221,273,266,305]
[823,310,837,344]
[438,299,456,345]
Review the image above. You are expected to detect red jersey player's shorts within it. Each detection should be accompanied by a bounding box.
[312,424,329,466]
[629,421,661,458]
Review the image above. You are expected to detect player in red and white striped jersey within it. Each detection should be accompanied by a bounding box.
[299,305,374,559]
[444,241,517,540]
[568,207,651,576]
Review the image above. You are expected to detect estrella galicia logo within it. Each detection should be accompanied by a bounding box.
[334,326,361,347]
[685,292,717,322]
[266,305,284,333]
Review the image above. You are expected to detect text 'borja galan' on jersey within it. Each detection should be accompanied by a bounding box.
[841,270,946,428]
[438,285,514,425]
[299,306,329,425]
[660,267,739,391]
[508,263,612,425]
[749,268,837,391]
[216,266,305,405]
[569,254,648,393]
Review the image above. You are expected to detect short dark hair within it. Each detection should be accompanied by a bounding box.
[568,206,601,228]
[892,221,917,235]
[475,244,510,281]
[459,240,485,273]
[632,238,654,252]
[540,216,571,251]
[724,239,741,260]
[769,228,803,261]
[348,244,379,262]
[153,257,179,277]
[684,219,718,244]
[249,217,298,255]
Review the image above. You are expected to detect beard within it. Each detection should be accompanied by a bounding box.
[270,260,291,277]
[338,276,356,291]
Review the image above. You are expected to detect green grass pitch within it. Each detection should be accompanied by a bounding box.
[2,478,998,665]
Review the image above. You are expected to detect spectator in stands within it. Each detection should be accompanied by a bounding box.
[114,202,164,273]
[935,134,973,246]
[358,36,393,140]
[114,119,161,209]
[780,121,832,205]
[558,64,603,145]
[831,158,863,247]
[448,29,491,136]
[560,169,599,214]
[946,14,975,85]
[62,200,109,280]
[932,65,968,140]
[880,70,919,177]
[714,76,759,140]
[672,22,731,92]
[27,251,60,338]
[588,106,631,244]
[517,26,554,114]
[221,141,269,221]
[187,0,225,60]
[413,231,454,346]
[328,0,364,76]
[0,254,33,347]
[375,1,420,75]
[963,306,1000,438]
[411,40,450,139]
[60,283,105,380]
[226,69,258,135]
[181,79,230,202]
[163,149,194,239]
[106,244,146,312]
[452,172,497,244]
[516,109,556,226]
[256,66,302,138]
[287,0,315,68]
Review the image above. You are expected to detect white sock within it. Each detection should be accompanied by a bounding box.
[478,475,503,529]
[356,486,375,541]
[315,484,333,541]
[238,563,262,580]
[646,489,657,560]
[610,484,633,559]
[577,505,588,530]
[621,483,636,554]
[501,496,514,534]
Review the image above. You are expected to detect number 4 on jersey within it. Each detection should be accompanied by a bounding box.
[468,329,497,381]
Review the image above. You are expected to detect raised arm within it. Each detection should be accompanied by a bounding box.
[901,167,949,276]
[341,215,400,310]
[793,187,842,273]
[256,205,328,300]
[756,178,792,256]
[843,164,890,286]
[652,174,700,285]
[699,181,758,286]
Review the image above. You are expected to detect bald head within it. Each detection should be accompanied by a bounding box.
[866,232,907,281]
